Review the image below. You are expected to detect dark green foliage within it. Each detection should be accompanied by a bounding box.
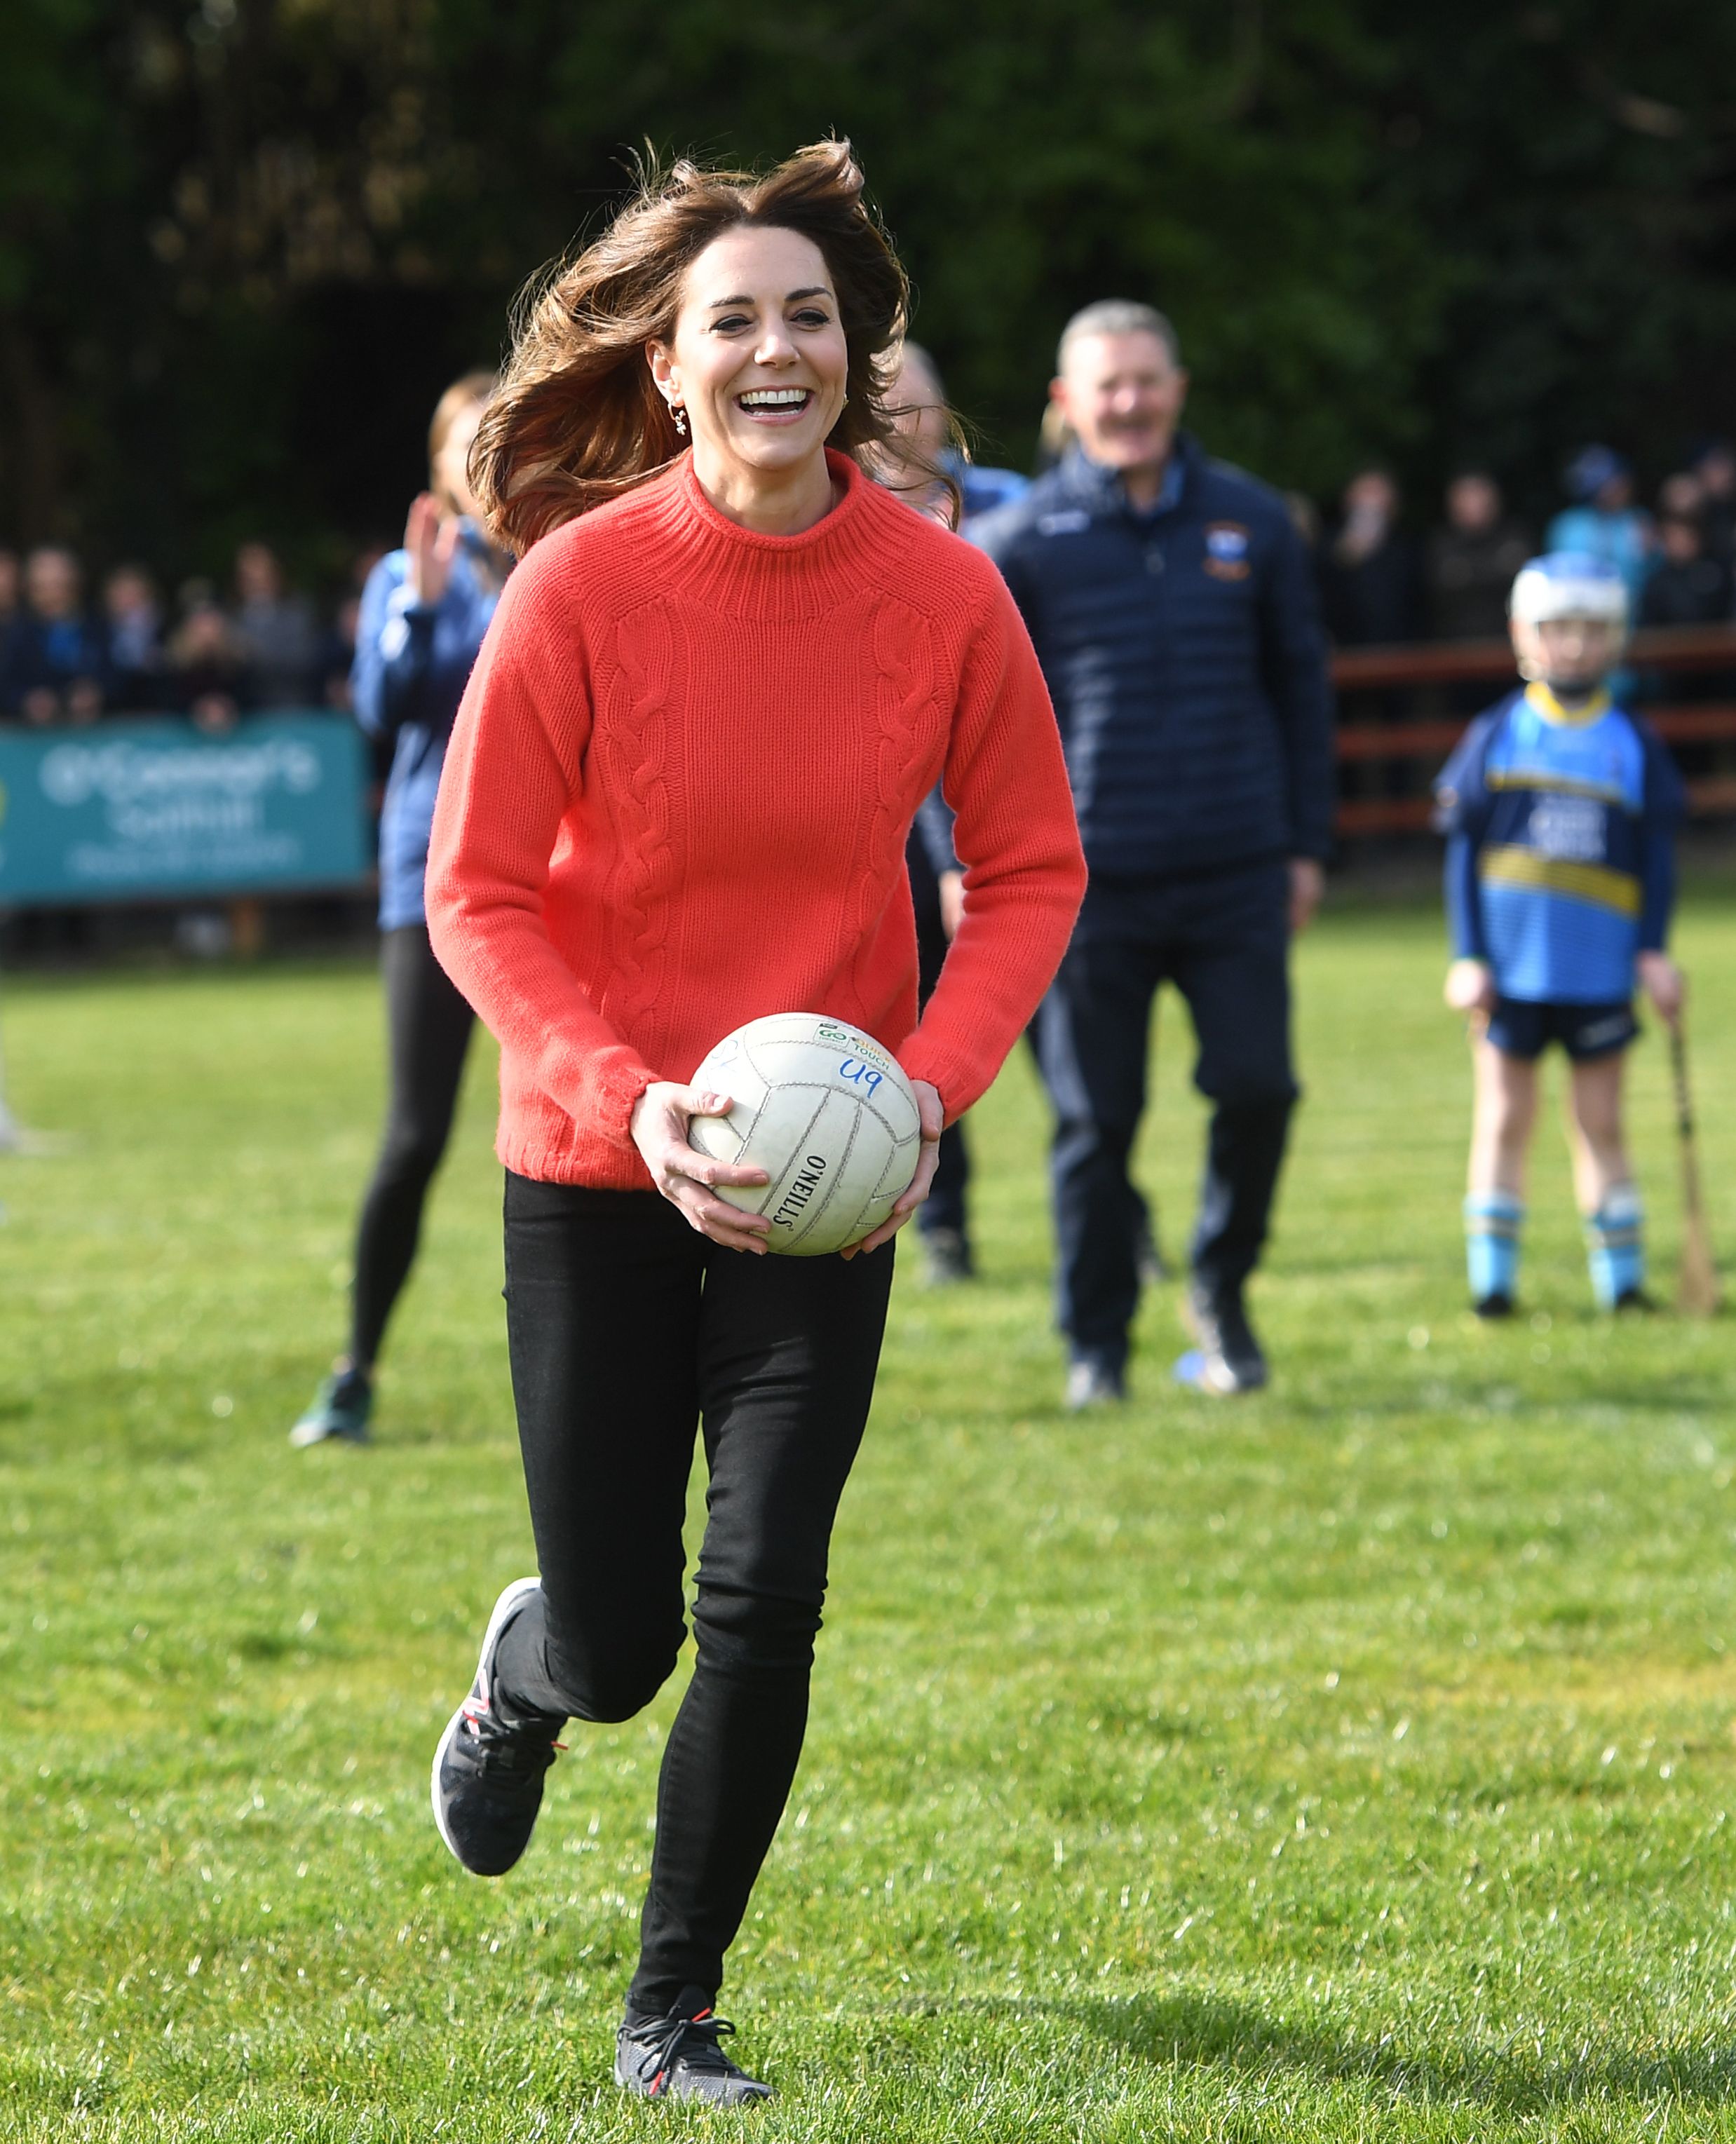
[2,1,1734,572]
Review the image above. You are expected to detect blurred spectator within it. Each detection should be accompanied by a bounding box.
[1690,440,1736,564]
[1637,511,1733,709]
[1641,513,1730,629]
[1426,472,1531,640]
[1035,398,1075,475]
[1318,469,1424,646]
[4,546,111,724]
[887,341,1029,524]
[233,541,323,705]
[1656,470,1704,523]
[1285,491,1322,555]
[325,592,362,712]
[102,564,165,711]
[1546,446,1654,613]
[0,550,20,711]
[167,581,252,732]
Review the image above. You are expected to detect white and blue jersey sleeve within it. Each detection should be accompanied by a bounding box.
[1435,688,1683,1004]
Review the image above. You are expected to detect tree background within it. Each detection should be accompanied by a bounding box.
[6,0,1735,582]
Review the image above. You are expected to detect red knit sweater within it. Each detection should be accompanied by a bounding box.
[426,449,1086,1190]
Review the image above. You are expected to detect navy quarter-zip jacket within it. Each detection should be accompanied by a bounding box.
[970,435,1334,877]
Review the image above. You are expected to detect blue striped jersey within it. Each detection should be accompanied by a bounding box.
[1434,684,1683,1003]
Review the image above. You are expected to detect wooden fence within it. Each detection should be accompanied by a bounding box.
[1331,624,1736,836]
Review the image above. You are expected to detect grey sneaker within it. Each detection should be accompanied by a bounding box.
[920,1226,975,1287]
[430,1578,564,1877]
[289,1366,372,1447]
[1186,1282,1268,1394]
[615,1988,773,2106]
[1065,1355,1125,1411]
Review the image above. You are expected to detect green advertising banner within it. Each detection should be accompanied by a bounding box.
[0,713,371,906]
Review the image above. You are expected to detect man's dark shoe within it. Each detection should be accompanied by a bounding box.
[1613,1285,1658,1313]
[1186,1282,1268,1394]
[289,1365,372,1447]
[616,1987,773,2106]
[1065,1354,1125,1411]
[921,1225,975,1287]
[1472,1291,1514,1320]
[430,1578,564,1877]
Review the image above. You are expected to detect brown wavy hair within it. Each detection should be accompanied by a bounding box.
[470,140,941,552]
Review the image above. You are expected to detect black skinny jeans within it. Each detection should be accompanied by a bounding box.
[350,924,474,1367]
[491,1175,895,2014]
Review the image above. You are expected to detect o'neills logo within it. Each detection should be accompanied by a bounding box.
[771,1153,829,1228]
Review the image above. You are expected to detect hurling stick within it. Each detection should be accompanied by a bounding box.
[1669,1021,1720,1317]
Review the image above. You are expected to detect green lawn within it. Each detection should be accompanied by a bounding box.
[3,894,1735,2141]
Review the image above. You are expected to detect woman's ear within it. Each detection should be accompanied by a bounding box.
[646,343,677,399]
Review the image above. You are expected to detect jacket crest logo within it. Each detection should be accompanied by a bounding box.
[1203,521,1252,581]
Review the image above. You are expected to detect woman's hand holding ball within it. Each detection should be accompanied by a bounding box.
[840,1080,944,1260]
[631,1082,771,1252]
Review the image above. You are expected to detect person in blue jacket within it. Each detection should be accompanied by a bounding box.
[290,371,506,1446]
[972,301,1334,1406]
[1435,552,1684,1317]
[886,341,1029,1284]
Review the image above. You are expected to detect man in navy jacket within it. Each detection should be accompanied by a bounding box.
[972,301,1334,1405]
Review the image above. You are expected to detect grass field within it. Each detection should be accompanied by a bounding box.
[3,891,1736,2141]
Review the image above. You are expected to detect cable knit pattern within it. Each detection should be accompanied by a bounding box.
[599,602,677,1059]
[850,597,935,1007]
[426,449,1087,1191]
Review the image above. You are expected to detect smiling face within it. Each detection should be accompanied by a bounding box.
[647,225,849,487]
[1053,330,1188,482]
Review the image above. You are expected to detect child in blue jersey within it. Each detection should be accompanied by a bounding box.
[1435,552,1684,1316]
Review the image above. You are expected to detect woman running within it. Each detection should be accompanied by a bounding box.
[290,373,506,1446]
[422,143,1086,2104]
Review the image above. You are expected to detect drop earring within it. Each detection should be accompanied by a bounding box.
[671,403,688,437]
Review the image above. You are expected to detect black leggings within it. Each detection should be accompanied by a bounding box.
[491,1174,895,2014]
[349,925,474,1368]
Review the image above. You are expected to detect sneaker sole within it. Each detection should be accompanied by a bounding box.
[430,1575,543,1873]
[287,1417,370,1448]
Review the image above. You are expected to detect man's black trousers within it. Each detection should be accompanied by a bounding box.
[1035,859,1298,1369]
[491,1176,894,2014]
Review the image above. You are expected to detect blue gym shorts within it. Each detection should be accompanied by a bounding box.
[1485,997,1639,1062]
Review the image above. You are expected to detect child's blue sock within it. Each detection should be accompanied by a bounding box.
[1464,1190,1524,1305]
[1585,1183,1644,1308]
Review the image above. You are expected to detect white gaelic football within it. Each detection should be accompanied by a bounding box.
[686,1013,923,1256]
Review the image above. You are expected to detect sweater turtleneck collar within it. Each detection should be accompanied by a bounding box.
[637,447,901,620]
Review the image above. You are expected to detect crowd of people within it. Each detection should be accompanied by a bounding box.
[1312,438,1736,684]
[0,539,374,729]
[6,442,1734,738]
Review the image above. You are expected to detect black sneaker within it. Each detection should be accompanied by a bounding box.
[1472,1291,1514,1319]
[921,1226,975,1287]
[1613,1286,1658,1313]
[289,1365,372,1447]
[430,1578,564,1878]
[1186,1281,1268,1394]
[615,1987,773,2106]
